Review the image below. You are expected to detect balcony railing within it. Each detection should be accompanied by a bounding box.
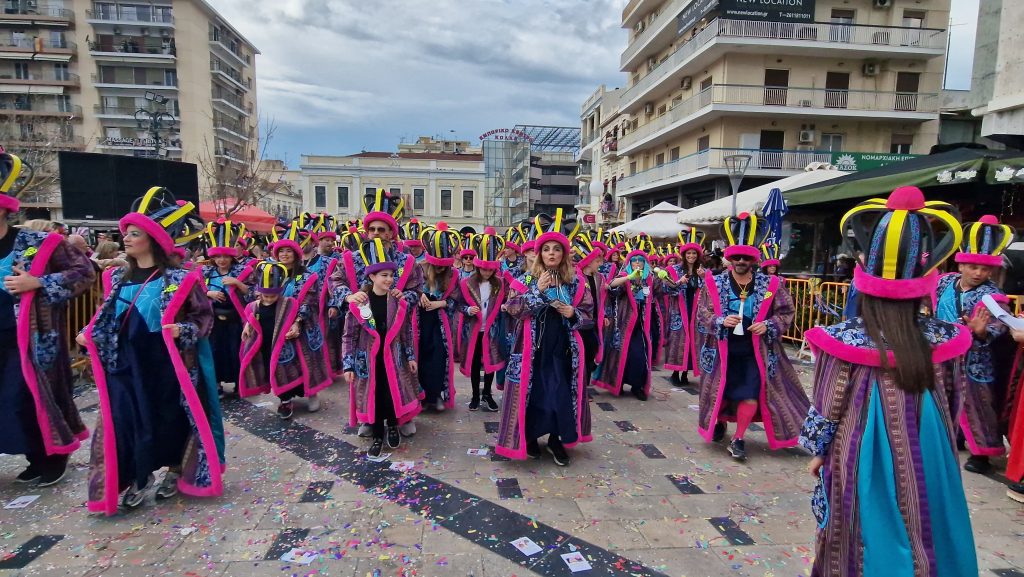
[6,134,84,147]
[0,70,79,84]
[85,7,174,24]
[0,38,75,50]
[3,6,74,20]
[619,84,937,153]
[0,100,80,115]
[208,35,247,65]
[620,18,946,109]
[91,73,177,88]
[212,94,249,115]
[618,147,834,194]
[89,39,176,57]
[214,119,250,138]
[93,104,177,117]
[621,0,687,68]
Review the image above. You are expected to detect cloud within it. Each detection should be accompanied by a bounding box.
[210,0,629,159]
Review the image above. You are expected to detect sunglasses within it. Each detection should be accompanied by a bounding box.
[730,256,754,263]
[367,226,389,234]
[461,256,474,261]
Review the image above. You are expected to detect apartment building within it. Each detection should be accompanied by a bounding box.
[0,0,258,199]
[614,0,949,218]
[577,85,631,227]
[301,143,488,230]
[258,158,302,220]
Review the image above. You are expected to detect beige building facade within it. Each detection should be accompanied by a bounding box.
[301,145,488,230]
[613,0,949,218]
[577,85,631,227]
[0,0,257,199]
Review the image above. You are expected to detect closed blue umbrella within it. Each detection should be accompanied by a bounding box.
[761,186,788,247]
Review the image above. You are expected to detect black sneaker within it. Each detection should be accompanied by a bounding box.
[468,397,480,411]
[633,386,648,401]
[482,394,498,412]
[728,438,747,461]
[679,373,689,386]
[368,438,384,459]
[37,455,69,488]
[277,401,294,420]
[1008,482,1024,504]
[964,455,992,474]
[386,424,401,449]
[713,422,727,442]
[547,439,570,466]
[670,372,681,385]
[15,463,40,484]
[526,439,541,459]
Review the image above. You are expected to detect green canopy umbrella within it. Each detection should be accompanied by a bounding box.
[785,148,1024,207]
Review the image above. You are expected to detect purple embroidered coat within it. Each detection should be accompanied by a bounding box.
[594,272,663,396]
[695,270,809,448]
[456,275,508,376]
[238,296,305,397]
[662,265,702,373]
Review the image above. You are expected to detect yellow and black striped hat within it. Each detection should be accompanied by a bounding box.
[955,215,1015,268]
[472,227,506,270]
[119,186,199,257]
[206,219,246,257]
[759,242,781,267]
[358,238,397,275]
[721,212,767,261]
[0,151,32,213]
[338,226,362,253]
[571,234,604,270]
[362,188,404,235]
[422,221,461,266]
[534,208,580,252]
[254,260,289,294]
[840,186,962,299]
[678,228,706,254]
[400,218,425,249]
[271,217,311,258]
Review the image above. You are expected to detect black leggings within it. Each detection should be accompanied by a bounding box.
[470,333,494,397]
[372,371,397,438]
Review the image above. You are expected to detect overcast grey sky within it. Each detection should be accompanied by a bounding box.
[945,0,979,90]
[213,0,980,163]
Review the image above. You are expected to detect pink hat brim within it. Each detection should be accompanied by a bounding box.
[955,253,1003,267]
[363,212,400,235]
[272,240,303,258]
[724,245,760,262]
[854,266,938,300]
[120,212,176,256]
[0,195,19,213]
[761,259,780,267]
[207,247,238,257]
[536,231,570,252]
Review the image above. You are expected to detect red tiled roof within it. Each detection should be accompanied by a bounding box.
[347,152,484,161]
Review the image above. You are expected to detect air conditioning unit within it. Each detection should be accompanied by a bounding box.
[799,99,813,107]
[799,130,816,143]
[863,62,880,76]
[680,76,692,90]
[643,102,655,115]
[873,0,892,7]
[26,0,36,7]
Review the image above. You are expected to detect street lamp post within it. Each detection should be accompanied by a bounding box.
[134,91,175,157]
[723,154,752,218]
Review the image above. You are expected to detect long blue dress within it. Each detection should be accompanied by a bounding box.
[525,306,578,444]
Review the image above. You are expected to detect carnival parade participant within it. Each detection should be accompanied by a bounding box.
[342,239,420,459]
[458,232,477,280]
[759,242,782,276]
[695,212,809,460]
[497,212,593,464]
[80,187,223,515]
[572,234,608,391]
[237,261,308,398]
[457,228,507,412]
[202,219,253,398]
[933,214,1015,474]
[665,229,705,387]
[800,186,977,577]
[268,218,331,418]
[400,218,427,264]
[416,223,461,412]
[594,245,663,401]
[0,152,94,487]
[501,225,526,282]
[1006,326,1024,502]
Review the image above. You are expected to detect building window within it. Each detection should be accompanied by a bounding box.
[697,135,710,152]
[337,186,349,209]
[655,153,665,166]
[890,133,913,154]
[413,188,425,210]
[441,189,452,211]
[463,190,474,212]
[821,133,844,152]
[629,161,637,175]
[314,185,326,208]
[14,62,28,80]
[389,187,401,196]
[670,147,680,161]
[901,11,926,46]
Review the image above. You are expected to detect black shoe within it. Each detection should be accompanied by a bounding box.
[964,455,992,474]
[277,401,294,420]
[37,455,69,488]
[468,397,480,411]
[713,422,727,442]
[368,438,384,459]
[526,439,541,459]
[482,394,498,412]
[386,424,401,449]
[633,386,648,401]
[956,436,967,451]
[670,372,681,385]
[728,438,747,461]
[679,373,689,386]
[547,439,570,466]
[15,463,40,484]
[1008,482,1024,504]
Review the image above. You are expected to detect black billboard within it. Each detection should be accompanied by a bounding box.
[678,0,816,34]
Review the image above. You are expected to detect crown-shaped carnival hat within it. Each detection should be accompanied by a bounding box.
[254,260,290,294]
[338,226,362,253]
[0,150,32,213]
[759,242,781,268]
[721,212,768,262]
[206,219,246,257]
[571,234,604,270]
[119,187,199,256]
[840,186,962,299]
[358,238,397,275]
[422,221,461,267]
[362,188,404,235]
[504,224,526,254]
[678,228,706,255]
[955,214,1015,268]
[400,218,425,249]
[271,216,312,258]
[534,208,580,252]
[471,227,506,271]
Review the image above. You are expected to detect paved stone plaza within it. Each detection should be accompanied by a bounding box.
[1,355,1022,577]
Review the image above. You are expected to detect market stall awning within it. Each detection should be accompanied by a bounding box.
[199,198,277,233]
[610,201,688,239]
[676,168,846,225]
[784,148,1024,207]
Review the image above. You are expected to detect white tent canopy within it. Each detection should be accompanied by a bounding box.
[610,201,688,238]
[675,168,846,226]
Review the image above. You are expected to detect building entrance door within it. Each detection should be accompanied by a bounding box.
[763,69,789,106]
[759,130,785,169]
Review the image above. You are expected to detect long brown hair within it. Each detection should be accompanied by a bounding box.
[683,249,704,276]
[425,263,453,294]
[530,241,575,285]
[473,267,502,293]
[860,294,934,393]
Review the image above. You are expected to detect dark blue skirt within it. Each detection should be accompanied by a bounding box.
[622,312,649,389]
[724,346,760,401]
[526,309,578,443]
[210,313,242,384]
[417,308,449,403]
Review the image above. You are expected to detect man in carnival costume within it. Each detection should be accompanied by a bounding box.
[0,151,95,486]
[933,214,1016,474]
[695,212,809,460]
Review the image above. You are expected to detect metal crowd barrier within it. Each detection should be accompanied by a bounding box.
[66,277,102,373]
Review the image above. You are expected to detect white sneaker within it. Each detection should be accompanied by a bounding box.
[357,423,373,437]
[155,472,179,500]
[306,395,321,413]
[435,399,446,412]
[399,421,416,437]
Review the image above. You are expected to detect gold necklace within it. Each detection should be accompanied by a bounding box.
[734,274,753,300]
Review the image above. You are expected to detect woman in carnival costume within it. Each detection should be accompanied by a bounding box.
[81,187,223,514]
[0,152,94,486]
[572,234,608,392]
[342,239,420,459]
[498,211,593,465]
[457,228,507,412]
[759,242,782,277]
[416,222,461,412]
[800,186,977,577]
[663,229,705,387]
[400,218,427,264]
[202,219,253,398]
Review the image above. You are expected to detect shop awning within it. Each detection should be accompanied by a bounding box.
[199,198,277,233]
[676,168,846,225]
[784,147,1024,207]
[611,201,688,239]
